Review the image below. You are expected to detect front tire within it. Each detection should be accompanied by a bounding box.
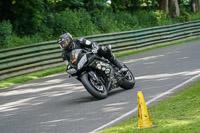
[80,73,108,100]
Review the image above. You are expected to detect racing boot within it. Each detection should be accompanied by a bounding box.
[99,45,128,73]
[109,56,128,73]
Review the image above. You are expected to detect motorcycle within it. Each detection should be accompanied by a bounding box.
[67,48,135,99]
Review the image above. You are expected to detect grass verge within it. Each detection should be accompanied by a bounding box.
[1,37,200,89]
[0,65,66,89]
[115,37,200,58]
[101,80,200,133]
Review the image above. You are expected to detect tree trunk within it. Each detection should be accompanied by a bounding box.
[158,0,169,13]
[191,0,200,13]
[169,0,180,18]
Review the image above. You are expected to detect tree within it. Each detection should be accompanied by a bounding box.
[191,0,200,12]
[158,0,180,18]
[158,0,169,13]
[83,0,107,13]
[169,0,180,18]
[0,0,12,21]
[111,0,142,12]
[0,0,46,35]
[53,0,84,11]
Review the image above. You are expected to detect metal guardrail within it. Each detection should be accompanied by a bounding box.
[0,20,200,80]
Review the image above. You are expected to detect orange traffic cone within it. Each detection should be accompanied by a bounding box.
[137,91,156,129]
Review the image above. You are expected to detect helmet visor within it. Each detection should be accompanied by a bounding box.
[59,37,71,49]
[60,42,67,49]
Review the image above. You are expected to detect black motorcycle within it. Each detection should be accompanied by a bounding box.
[67,48,135,99]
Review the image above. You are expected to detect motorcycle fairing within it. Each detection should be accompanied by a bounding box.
[88,60,111,74]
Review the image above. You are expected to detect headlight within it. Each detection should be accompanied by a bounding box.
[77,55,87,70]
[67,68,77,75]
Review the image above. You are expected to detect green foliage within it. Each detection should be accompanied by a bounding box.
[83,0,109,28]
[1,0,200,49]
[136,10,158,27]
[53,0,84,11]
[75,9,98,36]
[155,10,175,26]
[179,11,191,22]
[39,12,55,40]
[141,0,158,7]
[111,0,142,11]
[92,11,139,33]
[179,0,191,6]
[0,20,12,48]
[92,13,119,33]
[47,0,62,3]
[10,0,45,35]
[52,8,97,37]
[114,12,139,30]
[178,8,191,22]
[155,10,167,21]
[52,8,78,36]
[190,12,200,20]
[84,0,107,12]
[9,34,44,48]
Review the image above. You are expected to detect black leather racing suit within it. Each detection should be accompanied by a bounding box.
[62,38,123,74]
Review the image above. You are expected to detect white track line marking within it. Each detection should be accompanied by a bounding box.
[90,74,200,133]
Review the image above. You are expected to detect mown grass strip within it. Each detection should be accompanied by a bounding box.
[101,80,200,133]
[0,65,66,89]
[115,37,200,58]
[1,37,200,89]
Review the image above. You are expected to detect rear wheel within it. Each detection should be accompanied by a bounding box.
[119,65,135,90]
[80,73,107,99]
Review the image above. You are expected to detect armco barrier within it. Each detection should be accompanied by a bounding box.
[0,20,200,80]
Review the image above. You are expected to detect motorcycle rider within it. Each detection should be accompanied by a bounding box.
[57,33,127,75]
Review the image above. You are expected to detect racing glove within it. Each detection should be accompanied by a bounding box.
[91,42,99,53]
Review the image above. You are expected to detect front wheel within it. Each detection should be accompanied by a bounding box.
[119,65,135,90]
[80,73,108,100]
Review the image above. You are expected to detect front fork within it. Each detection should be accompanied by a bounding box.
[88,71,112,91]
[88,71,100,84]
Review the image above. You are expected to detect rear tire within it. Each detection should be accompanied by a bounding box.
[80,73,107,100]
[119,65,135,90]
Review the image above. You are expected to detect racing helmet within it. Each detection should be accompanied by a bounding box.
[58,33,73,49]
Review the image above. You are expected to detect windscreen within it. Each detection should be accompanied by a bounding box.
[69,49,83,66]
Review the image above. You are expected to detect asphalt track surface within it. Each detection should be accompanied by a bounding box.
[0,40,200,133]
